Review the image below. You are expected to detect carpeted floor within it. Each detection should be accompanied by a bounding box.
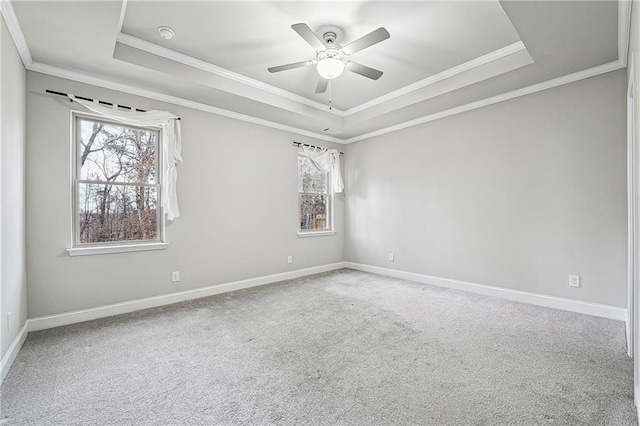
[1,269,637,425]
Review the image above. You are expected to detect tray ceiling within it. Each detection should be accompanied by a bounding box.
[5,1,627,142]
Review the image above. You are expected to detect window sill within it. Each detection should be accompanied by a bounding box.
[67,242,169,257]
[297,230,337,238]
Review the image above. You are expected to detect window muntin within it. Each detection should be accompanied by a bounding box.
[298,154,332,232]
[74,115,162,246]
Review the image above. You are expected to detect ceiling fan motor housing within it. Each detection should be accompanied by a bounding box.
[323,31,338,44]
[317,46,345,62]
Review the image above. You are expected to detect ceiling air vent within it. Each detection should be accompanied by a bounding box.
[322,128,341,135]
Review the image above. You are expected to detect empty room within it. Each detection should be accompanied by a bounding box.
[2,0,640,424]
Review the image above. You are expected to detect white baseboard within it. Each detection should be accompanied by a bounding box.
[635,385,640,418]
[627,314,633,358]
[1,322,28,384]
[28,262,347,332]
[344,262,627,321]
[10,261,626,382]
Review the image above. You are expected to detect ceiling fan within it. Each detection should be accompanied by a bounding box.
[268,23,390,94]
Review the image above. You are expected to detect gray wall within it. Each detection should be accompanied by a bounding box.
[1,15,27,359]
[20,43,631,319]
[26,72,344,318]
[345,70,627,308]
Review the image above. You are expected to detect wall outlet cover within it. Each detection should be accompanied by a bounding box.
[569,274,580,287]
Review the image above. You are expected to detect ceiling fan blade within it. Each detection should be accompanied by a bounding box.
[346,61,383,80]
[268,60,314,73]
[315,78,328,94]
[342,27,390,55]
[291,23,325,51]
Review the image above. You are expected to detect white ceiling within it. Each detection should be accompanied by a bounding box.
[3,1,629,143]
[122,1,520,109]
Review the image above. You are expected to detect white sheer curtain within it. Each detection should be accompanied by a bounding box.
[68,94,183,220]
[301,145,344,193]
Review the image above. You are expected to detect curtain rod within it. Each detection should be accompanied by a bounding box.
[293,141,344,155]
[45,90,181,120]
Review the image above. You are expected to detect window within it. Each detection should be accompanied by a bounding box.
[72,115,163,250]
[298,154,333,234]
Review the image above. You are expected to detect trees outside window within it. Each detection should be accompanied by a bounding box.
[74,115,162,246]
[298,154,332,232]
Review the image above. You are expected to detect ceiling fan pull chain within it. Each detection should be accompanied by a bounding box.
[329,80,332,110]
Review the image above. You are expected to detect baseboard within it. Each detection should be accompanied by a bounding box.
[1,322,28,384]
[635,385,640,418]
[344,262,627,321]
[28,262,348,332]
[627,314,633,358]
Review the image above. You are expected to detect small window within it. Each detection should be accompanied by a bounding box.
[73,115,162,247]
[298,154,332,233]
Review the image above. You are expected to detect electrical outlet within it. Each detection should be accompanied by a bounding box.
[388,253,394,262]
[287,255,293,264]
[7,312,12,332]
[172,271,180,282]
[569,274,580,288]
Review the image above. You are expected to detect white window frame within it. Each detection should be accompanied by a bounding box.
[67,112,168,256]
[297,153,336,237]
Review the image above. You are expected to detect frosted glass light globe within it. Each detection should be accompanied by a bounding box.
[317,58,345,79]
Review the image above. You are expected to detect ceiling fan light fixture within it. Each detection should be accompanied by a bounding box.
[317,57,346,79]
[268,23,388,91]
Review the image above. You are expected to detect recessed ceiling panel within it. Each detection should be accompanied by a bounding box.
[121,1,522,110]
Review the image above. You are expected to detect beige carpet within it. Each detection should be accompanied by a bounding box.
[1,269,637,425]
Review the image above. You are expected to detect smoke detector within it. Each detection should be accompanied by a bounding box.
[158,26,175,40]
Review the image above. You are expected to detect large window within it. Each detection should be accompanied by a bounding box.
[73,115,162,247]
[298,154,332,233]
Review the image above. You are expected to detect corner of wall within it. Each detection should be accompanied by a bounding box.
[0,9,28,380]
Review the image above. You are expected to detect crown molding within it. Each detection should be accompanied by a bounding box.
[25,58,630,146]
[117,0,128,35]
[0,0,32,66]
[116,32,530,121]
[3,0,634,146]
[28,61,345,144]
[343,41,528,116]
[619,0,632,66]
[116,32,346,117]
[344,59,626,144]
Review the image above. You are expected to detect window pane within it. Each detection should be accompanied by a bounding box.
[298,156,327,193]
[78,183,158,244]
[78,118,157,184]
[299,194,328,231]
